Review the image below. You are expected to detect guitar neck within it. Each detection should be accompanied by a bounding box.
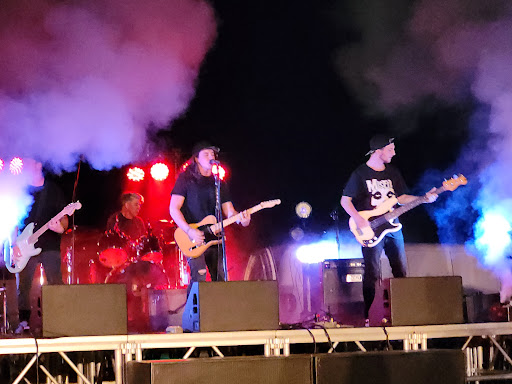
[210,204,265,233]
[382,186,446,223]
[28,210,67,244]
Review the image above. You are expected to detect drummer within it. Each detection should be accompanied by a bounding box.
[106,192,146,241]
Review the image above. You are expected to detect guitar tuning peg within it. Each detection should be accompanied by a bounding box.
[452,174,457,179]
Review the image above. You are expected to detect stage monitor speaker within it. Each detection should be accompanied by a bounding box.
[369,276,464,326]
[42,284,127,337]
[315,349,465,384]
[182,281,279,332]
[127,355,312,384]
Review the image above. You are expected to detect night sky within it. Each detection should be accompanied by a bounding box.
[60,0,471,249]
[2,0,511,267]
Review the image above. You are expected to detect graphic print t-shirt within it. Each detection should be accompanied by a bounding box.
[342,164,408,212]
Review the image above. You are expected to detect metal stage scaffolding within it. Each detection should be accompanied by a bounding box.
[1,322,512,384]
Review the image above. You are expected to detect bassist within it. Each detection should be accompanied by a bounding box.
[340,135,437,326]
[12,158,68,334]
[169,142,250,296]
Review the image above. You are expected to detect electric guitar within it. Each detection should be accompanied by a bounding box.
[5,201,82,273]
[349,175,467,247]
[175,199,281,258]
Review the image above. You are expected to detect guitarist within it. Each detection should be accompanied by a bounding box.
[169,142,250,296]
[340,135,437,326]
[11,158,68,334]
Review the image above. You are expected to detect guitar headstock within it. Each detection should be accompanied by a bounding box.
[442,175,467,191]
[260,199,281,209]
[63,201,82,216]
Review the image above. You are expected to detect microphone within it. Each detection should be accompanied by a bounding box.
[209,159,220,165]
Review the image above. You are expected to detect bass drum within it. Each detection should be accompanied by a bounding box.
[105,260,170,333]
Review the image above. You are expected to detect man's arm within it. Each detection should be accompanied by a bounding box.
[340,196,369,229]
[397,187,438,205]
[169,194,205,243]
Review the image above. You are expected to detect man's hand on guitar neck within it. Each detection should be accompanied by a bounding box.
[186,227,205,244]
[425,187,438,203]
[235,210,251,227]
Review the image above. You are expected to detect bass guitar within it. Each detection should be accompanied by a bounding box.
[349,175,466,247]
[5,201,82,273]
[175,199,281,258]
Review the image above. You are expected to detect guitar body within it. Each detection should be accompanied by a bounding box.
[7,223,42,273]
[348,175,467,248]
[349,198,402,248]
[174,199,282,258]
[4,201,82,274]
[174,215,222,258]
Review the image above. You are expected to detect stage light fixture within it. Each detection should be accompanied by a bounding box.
[150,162,169,181]
[127,167,145,182]
[295,201,312,219]
[0,159,3,171]
[9,157,23,175]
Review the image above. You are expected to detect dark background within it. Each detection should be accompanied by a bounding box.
[58,0,475,252]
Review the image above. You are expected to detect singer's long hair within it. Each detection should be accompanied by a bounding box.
[179,155,203,180]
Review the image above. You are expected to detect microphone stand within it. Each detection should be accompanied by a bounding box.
[213,170,228,281]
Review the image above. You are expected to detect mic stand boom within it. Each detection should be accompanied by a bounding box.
[214,172,228,281]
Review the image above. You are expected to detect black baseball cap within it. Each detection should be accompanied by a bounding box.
[365,135,394,156]
[191,141,220,156]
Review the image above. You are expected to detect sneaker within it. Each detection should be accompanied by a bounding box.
[364,318,370,328]
[15,321,29,335]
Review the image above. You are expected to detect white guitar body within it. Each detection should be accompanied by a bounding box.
[5,201,82,273]
[348,198,402,248]
[9,223,43,273]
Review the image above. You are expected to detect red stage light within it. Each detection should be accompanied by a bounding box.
[150,162,169,181]
[127,167,145,182]
[212,164,226,180]
[9,157,23,175]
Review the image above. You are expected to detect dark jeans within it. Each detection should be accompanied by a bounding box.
[18,250,62,321]
[362,230,407,318]
[186,246,225,296]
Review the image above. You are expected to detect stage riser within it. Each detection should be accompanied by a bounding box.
[127,350,465,384]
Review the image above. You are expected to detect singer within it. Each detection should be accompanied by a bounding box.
[169,141,251,296]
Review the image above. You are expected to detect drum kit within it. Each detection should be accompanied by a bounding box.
[62,220,188,289]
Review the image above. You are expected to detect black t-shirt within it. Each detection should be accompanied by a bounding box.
[342,164,408,212]
[106,213,146,241]
[171,170,231,224]
[23,179,67,252]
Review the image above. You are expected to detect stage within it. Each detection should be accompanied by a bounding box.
[1,321,511,384]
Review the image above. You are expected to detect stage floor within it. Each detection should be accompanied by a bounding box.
[1,321,511,384]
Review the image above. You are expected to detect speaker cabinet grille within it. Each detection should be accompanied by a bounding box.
[42,284,127,337]
[127,356,312,384]
[182,281,279,332]
[316,350,465,384]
